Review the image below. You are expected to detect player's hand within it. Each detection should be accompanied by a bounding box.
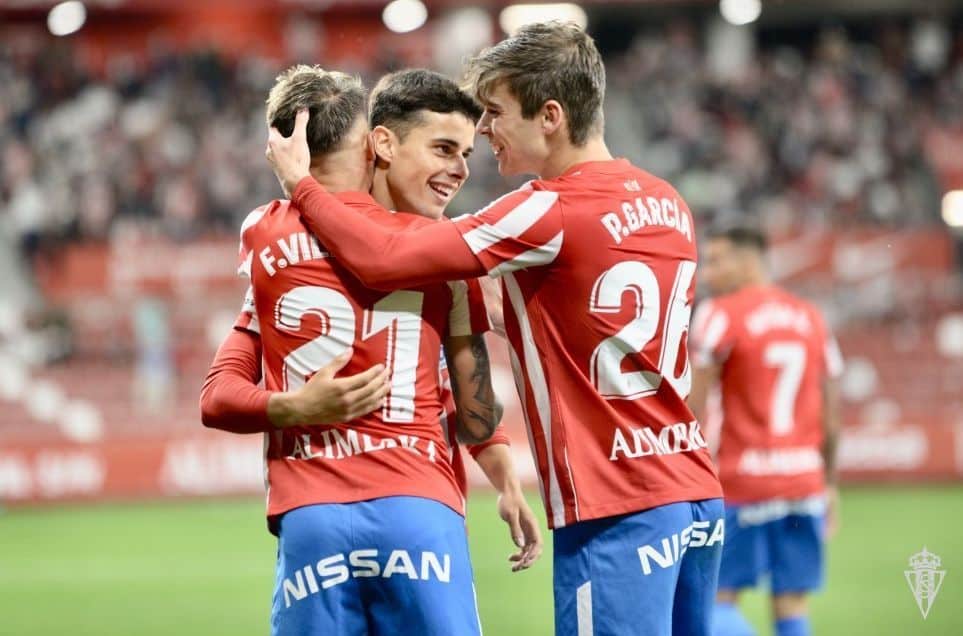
[825,485,841,539]
[268,348,390,427]
[498,488,543,572]
[266,108,312,197]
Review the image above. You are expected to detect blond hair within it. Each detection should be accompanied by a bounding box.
[266,64,367,157]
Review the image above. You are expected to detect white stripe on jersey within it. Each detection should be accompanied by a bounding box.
[562,445,580,521]
[446,280,472,337]
[489,230,564,277]
[238,285,261,334]
[697,309,730,366]
[238,207,267,277]
[825,334,844,378]
[576,581,593,636]
[508,345,550,512]
[461,190,560,255]
[238,251,254,278]
[503,272,569,528]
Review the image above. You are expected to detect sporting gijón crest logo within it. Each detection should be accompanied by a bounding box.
[904,547,945,619]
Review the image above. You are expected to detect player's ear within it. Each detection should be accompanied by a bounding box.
[370,125,395,167]
[540,100,565,137]
[364,130,376,163]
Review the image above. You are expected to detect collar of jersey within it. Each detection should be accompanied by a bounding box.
[558,157,632,179]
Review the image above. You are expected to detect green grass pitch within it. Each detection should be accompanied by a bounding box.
[1,486,960,635]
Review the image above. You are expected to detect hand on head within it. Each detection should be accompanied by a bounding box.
[266,108,313,197]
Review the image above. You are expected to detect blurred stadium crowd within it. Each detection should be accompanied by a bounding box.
[1,6,962,499]
[2,17,962,253]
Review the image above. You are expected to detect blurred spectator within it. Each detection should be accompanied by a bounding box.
[0,17,960,251]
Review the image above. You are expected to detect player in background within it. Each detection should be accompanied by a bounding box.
[204,66,497,636]
[687,226,843,636]
[201,68,542,570]
[265,22,724,636]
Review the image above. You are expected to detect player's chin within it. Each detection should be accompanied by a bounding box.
[496,157,522,177]
[422,197,447,219]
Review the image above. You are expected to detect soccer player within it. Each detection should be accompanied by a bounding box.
[265,22,724,636]
[687,226,843,636]
[202,68,542,570]
[207,66,497,635]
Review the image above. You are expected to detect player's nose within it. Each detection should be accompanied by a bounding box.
[449,155,469,180]
[476,112,492,136]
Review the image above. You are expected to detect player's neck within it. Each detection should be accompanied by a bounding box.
[370,168,398,212]
[539,135,613,180]
[737,273,769,291]
[308,155,372,194]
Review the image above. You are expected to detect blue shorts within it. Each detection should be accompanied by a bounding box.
[718,496,825,595]
[271,496,481,636]
[554,498,724,636]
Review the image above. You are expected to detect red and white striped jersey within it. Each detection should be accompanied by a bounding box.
[451,159,722,528]
[691,285,843,503]
[238,192,487,522]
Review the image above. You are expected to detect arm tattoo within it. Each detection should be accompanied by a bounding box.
[449,335,500,444]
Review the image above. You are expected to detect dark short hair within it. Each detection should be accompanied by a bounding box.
[707,225,768,251]
[369,68,482,139]
[266,65,367,157]
[464,21,605,146]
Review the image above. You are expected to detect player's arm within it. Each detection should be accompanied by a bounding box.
[268,112,482,289]
[822,375,842,537]
[687,300,729,420]
[444,334,502,444]
[821,377,841,488]
[688,363,720,422]
[201,322,391,431]
[200,326,272,433]
[822,330,844,536]
[469,433,543,572]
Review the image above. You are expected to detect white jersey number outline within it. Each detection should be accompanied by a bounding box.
[275,286,424,423]
[589,260,696,400]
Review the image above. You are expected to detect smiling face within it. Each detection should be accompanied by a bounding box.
[475,82,549,178]
[378,110,476,219]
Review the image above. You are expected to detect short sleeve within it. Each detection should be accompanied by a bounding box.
[453,186,564,277]
[447,279,492,337]
[690,300,734,367]
[237,206,267,278]
[233,286,260,335]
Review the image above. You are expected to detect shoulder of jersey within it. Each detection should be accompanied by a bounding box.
[710,289,742,309]
[240,199,290,237]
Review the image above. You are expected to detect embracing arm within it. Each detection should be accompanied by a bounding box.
[199,327,273,434]
[268,111,483,289]
[200,327,390,432]
[292,177,484,289]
